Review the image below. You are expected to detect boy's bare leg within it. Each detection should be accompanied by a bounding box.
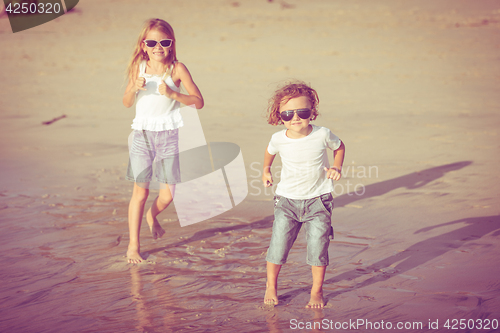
[306,265,326,308]
[146,184,174,239]
[127,183,149,263]
[264,261,281,305]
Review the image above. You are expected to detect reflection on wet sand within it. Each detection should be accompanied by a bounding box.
[130,266,154,331]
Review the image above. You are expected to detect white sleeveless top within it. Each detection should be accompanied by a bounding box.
[131,60,184,131]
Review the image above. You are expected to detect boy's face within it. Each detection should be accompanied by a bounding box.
[279,95,312,138]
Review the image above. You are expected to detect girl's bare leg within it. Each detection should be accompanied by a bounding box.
[264,261,281,305]
[146,184,175,239]
[306,265,326,308]
[127,183,149,263]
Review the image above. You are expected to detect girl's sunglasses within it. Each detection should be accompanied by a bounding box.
[144,39,173,48]
[280,108,312,122]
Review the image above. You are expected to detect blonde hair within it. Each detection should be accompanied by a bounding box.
[125,18,177,81]
[266,80,319,126]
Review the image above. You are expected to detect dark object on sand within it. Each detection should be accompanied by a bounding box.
[42,114,67,125]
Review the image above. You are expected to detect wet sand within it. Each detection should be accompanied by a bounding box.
[0,0,499,332]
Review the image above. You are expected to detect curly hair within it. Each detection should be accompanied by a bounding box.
[266,81,319,126]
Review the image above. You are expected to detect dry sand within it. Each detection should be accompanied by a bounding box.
[0,0,499,332]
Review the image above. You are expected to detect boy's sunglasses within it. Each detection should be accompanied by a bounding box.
[280,108,312,122]
[144,39,173,48]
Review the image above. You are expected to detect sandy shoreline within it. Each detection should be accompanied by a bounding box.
[1,0,499,332]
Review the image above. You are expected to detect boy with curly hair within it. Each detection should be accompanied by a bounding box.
[262,81,345,308]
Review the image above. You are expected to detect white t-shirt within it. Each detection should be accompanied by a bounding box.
[267,124,342,200]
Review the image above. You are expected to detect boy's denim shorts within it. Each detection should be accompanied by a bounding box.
[126,129,181,184]
[266,193,334,266]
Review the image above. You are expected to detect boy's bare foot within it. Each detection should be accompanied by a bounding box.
[305,290,325,309]
[146,209,165,240]
[127,244,143,264]
[264,285,279,306]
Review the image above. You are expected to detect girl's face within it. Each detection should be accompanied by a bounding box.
[142,29,172,63]
[279,95,312,138]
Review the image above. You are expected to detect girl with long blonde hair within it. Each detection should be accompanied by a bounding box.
[123,18,204,264]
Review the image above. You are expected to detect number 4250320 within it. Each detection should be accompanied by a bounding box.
[6,1,63,15]
[444,318,498,330]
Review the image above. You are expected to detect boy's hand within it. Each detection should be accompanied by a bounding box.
[262,172,273,187]
[324,167,342,181]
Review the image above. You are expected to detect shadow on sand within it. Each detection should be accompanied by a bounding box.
[334,161,472,208]
[149,161,472,254]
[278,214,500,305]
[146,160,483,305]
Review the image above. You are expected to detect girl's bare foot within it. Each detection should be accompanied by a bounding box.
[264,285,279,306]
[127,244,143,264]
[305,289,325,309]
[146,208,165,240]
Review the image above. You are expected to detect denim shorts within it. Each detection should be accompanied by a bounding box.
[266,193,334,266]
[126,129,181,184]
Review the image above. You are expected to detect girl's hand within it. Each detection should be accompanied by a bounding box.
[135,77,146,92]
[262,172,273,187]
[324,167,342,181]
[159,81,174,98]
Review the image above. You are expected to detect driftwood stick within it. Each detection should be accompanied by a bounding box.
[42,114,67,125]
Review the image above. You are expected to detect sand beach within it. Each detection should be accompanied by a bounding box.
[0,0,499,332]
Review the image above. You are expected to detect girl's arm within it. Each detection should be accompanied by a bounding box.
[262,148,275,187]
[160,62,204,109]
[325,141,345,181]
[123,68,146,108]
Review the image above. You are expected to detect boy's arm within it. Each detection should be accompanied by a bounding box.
[262,148,276,187]
[325,141,345,181]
